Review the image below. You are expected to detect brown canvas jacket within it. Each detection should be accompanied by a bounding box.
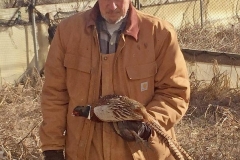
[39,2,190,160]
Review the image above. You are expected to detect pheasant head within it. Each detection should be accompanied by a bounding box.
[72,105,91,117]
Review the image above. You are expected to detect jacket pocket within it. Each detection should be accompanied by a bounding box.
[64,54,92,99]
[126,61,157,105]
[64,54,91,73]
[126,62,157,80]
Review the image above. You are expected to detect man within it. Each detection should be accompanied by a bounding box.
[39,0,190,159]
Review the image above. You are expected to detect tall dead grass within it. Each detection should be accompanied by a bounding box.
[0,68,44,160]
[176,61,240,160]
[178,24,240,54]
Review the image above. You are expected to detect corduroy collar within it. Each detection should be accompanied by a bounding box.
[85,2,139,41]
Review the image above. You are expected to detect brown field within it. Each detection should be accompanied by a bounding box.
[0,24,240,159]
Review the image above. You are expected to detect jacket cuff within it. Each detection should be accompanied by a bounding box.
[43,150,65,160]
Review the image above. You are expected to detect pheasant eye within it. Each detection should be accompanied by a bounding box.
[73,111,79,116]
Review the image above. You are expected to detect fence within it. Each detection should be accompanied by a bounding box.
[0,0,240,86]
[1,0,240,25]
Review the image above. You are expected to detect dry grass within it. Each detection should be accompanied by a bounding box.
[176,62,240,160]
[178,23,240,54]
[0,69,43,160]
[176,23,240,159]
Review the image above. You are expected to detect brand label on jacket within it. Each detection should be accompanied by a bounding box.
[141,82,148,91]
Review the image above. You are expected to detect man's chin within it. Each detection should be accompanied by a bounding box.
[105,17,124,24]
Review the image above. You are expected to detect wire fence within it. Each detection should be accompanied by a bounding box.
[0,0,240,85]
[1,0,239,27]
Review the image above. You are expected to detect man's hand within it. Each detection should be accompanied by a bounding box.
[43,150,65,160]
[114,121,151,141]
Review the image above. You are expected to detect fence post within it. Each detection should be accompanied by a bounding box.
[200,0,203,28]
[135,0,140,10]
[30,0,39,71]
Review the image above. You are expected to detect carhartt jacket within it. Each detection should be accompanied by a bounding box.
[39,2,190,160]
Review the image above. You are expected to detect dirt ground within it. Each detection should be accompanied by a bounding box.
[0,24,240,159]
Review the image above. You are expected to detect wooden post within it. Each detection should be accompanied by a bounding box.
[200,0,203,28]
[134,0,140,10]
[31,0,39,71]
[136,0,140,10]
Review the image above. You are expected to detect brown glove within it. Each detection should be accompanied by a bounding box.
[113,121,151,141]
[42,150,65,160]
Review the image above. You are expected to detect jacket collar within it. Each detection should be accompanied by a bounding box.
[85,2,139,41]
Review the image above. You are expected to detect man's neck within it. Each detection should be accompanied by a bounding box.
[105,18,124,35]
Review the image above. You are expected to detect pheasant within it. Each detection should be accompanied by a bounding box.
[73,95,193,160]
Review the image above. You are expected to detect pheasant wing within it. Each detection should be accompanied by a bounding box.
[93,104,143,122]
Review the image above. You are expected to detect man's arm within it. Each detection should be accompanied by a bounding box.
[39,24,69,151]
[146,24,190,131]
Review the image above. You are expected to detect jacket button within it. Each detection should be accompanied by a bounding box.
[104,57,108,60]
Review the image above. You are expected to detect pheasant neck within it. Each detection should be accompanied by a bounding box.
[87,105,91,120]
